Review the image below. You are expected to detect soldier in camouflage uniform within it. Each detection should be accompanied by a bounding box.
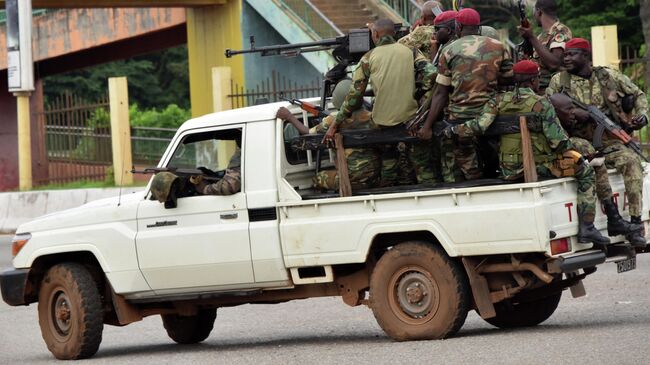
[438,60,609,246]
[518,0,572,91]
[277,79,381,191]
[547,38,647,246]
[398,22,435,57]
[324,19,438,186]
[414,8,514,182]
[193,145,242,195]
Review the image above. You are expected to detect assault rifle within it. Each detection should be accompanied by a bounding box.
[516,0,534,60]
[131,166,226,181]
[565,93,649,162]
[280,94,330,119]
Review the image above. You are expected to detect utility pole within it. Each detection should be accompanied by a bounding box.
[5,0,34,191]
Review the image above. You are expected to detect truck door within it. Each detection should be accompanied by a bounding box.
[136,126,254,293]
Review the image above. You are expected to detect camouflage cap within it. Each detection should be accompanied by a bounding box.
[150,172,179,203]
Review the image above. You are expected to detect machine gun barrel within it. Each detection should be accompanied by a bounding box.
[225,37,342,58]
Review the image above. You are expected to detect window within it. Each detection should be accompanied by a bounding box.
[168,128,242,171]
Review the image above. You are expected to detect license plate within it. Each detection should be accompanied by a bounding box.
[617,257,636,273]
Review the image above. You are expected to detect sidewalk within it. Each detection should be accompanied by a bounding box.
[0,187,143,233]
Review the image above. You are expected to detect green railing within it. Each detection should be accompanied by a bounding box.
[380,0,421,25]
[277,0,342,39]
[0,9,50,24]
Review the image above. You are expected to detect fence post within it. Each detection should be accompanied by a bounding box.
[212,67,236,168]
[591,25,620,70]
[109,77,133,186]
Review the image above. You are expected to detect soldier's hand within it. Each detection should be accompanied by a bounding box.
[517,24,533,40]
[416,126,433,141]
[630,115,648,130]
[189,175,203,185]
[322,124,338,146]
[276,107,293,121]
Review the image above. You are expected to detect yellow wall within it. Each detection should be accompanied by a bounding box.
[186,0,244,118]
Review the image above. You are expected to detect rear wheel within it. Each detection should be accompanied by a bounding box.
[38,263,104,360]
[162,308,217,344]
[484,291,563,329]
[369,241,470,341]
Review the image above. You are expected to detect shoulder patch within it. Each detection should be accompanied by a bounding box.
[532,100,544,113]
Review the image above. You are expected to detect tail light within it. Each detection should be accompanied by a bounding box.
[551,238,571,255]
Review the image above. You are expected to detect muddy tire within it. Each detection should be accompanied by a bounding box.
[484,291,562,329]
[369,241,470,341]
[38,263,104,360]
[162,309,217,344]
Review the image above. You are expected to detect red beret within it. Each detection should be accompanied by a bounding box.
[565,38,591,51]
[513,60,540,75]
[456,8,480,26]
[434,10,457,26]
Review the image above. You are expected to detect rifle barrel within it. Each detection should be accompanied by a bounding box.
[226,38,341,58]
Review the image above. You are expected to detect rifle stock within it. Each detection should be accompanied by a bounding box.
[131,167,226,181]
[516,0,534,60]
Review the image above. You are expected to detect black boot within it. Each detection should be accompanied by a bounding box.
[626,216,647,248]
[578,221,611,250]
[602,198,642,236]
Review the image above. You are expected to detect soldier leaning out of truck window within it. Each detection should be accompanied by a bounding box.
[277,79,382,191]
[192,141,242,196]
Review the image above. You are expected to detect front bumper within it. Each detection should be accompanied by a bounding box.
[0,268,30,306]
[549,250,607,273]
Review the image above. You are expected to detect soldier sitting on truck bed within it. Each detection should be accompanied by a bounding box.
[437,60,610,247]
[323,19,438,187]
[277,79,381,191]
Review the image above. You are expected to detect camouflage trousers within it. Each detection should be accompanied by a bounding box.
[570,137,644,216]
[386,140,440,186]
[539,158,598,222]
[441,135,483,183]
[313,147,381,191]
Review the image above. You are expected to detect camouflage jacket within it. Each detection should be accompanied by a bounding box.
[336,36,436,127]
[546,67,649,141]
[398,25,434,56]
[534,21,572,88]
[457,88,572,178]
[202,147,241,195]
[436,34,514,120]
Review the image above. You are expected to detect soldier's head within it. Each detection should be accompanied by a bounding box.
[513,60,540,92]
[420,1,443,26]
[150,172,180,209]
[549,93,577,129]
[371,19,396,43]
[455,8,481,37]
[563,38,592,75]
[433,10,457,44]
[534,0,558,26]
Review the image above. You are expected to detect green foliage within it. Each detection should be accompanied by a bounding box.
[43,46,190,110]
[130,104,191,129]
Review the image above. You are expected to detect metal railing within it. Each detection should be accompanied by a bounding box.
[619,45,650,156]
[131,126,176,165]
[228,70,321,108]
[277,0,343,38]
[380,0,421,25]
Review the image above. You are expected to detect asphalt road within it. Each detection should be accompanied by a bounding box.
[1,234,649,364]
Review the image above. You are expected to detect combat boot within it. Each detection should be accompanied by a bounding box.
[626,216,647,248]
[578,221,611,250]
[602,198,642,236]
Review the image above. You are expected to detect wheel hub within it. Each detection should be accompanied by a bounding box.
[394,271,439,321]
[52,291,72,335]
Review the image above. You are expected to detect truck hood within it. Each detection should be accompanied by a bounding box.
[17,191,145,234]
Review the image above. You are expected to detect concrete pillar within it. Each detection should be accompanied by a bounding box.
[108,77,133,186]
[186,1,244,118]
[591,25,620,70]
[15,92,32,191]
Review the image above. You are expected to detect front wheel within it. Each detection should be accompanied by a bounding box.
[162,308,217,344]
[484,291,563,329]
[369,241,470,341]
[38,263,104,360]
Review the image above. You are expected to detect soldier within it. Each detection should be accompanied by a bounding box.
[414,8,513,182]
[430,10,458,65]
[518,0,572,92]
[411,1,443,29]
[324,19,437,186]
[437,60,609,247]
[193,143,241,196]
[547,38,647,246]
[276,79,381,191]
[549,93,646,248]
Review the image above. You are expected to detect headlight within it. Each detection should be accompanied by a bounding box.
[11,233,31,257]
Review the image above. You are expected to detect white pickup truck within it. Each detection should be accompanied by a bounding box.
[1,100,647,360]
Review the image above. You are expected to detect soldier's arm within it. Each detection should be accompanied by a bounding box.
[334,59,370,127]
[614,71,648,118]
[545,73,562,96]
[414,50,437,93]
[202,170,241,196]
[540,101,572,152]
[456,98,498,138]
[417,51,451,138]
[533,30,569,71]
